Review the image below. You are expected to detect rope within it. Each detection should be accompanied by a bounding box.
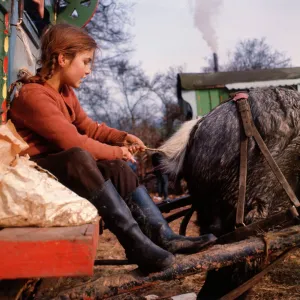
[16,21,34,66]
[114,142,166,155]
[144,147,165,153]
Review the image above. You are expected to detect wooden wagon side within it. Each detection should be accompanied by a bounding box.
[0,222,99,279]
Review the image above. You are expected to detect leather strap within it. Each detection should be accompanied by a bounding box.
[251,124,300,208]
[234,94,251,227]
[233,92,300,228]
[236,134,248,227]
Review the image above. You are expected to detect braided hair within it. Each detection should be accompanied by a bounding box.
[14,24,97,86]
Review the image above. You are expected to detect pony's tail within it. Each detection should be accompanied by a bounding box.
[159,118,200,178]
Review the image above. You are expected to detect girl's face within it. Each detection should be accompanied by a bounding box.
[61,49,95,88]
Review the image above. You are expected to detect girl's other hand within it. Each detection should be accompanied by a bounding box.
[124,134,146,153]
[121,147,136,163]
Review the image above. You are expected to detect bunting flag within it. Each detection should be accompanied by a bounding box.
[1,10,9,124]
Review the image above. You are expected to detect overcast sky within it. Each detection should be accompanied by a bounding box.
[131,0,300,76]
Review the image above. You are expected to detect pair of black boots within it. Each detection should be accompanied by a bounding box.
[90,180,216,273]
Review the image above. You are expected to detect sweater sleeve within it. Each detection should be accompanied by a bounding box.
[14,90,124,160]
[71,89,128,145]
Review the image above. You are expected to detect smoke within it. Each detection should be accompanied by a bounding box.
[188,0,223,53]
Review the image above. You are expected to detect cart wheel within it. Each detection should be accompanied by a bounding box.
[179,208,195,236]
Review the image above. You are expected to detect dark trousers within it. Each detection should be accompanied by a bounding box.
[32,147,139,200]
[154,171,169,199]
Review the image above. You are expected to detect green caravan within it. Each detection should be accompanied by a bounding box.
[177,68,300,120]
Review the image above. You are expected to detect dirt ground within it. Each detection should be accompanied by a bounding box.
[30,195,300,300]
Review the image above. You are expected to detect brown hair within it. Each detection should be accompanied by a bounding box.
[21,24,97,84]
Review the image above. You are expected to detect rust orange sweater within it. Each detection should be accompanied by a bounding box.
[10,83,127,160]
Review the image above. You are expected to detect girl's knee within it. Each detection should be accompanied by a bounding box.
[66,147,96,166]
[107,160,137,181]
[115,160,135,175]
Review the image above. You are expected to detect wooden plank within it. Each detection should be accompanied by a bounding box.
[37,225,300,299]
[0,222,99,279]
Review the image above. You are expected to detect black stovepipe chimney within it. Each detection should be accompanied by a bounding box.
[213,52,219,72]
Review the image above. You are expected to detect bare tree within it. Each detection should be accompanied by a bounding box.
[78,1,183,145]
[86,0,134,69]
[203,38,291,72]
[108,59,160,132]
[78,0,135,124]
[228,38,291,71]
[151,66,184,139]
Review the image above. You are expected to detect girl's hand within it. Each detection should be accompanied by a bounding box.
[124,134,146,153]
[121,147,136,163]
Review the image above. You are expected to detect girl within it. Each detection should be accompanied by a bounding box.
[10,24,216,273]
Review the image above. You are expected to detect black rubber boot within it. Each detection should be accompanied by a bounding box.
[90,180,175,273]
[126,186,217,254]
